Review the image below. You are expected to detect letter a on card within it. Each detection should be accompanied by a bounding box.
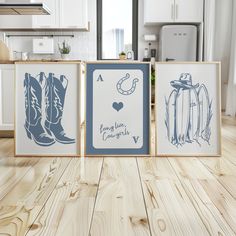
[97,74,104,82]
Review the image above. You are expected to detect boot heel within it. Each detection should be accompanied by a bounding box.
[25,128,32,140]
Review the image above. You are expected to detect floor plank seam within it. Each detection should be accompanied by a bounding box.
[0,159,40,203]
[135,158,153,236]
[199,158,236,200]
[167,158,235,236]
[24,158,72,236]
[166,158,214,236]
[88,157,104,236]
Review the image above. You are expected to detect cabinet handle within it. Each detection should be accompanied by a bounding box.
[176,4,178,20]
[171,4,174,20]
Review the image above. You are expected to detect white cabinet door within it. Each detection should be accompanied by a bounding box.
[32,0,59,28]
[144,0,175,24]
[0,0,32,28]
[0,16,32,28]
[60,0,88,29]
[0,65,14,131]
[175,0,203,22]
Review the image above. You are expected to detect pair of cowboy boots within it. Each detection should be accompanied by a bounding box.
[24,72,75,146]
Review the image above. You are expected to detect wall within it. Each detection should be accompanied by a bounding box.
[0,0,159,61]
[212,0,233,110]
[138,0,159,61]
[0,0,97,61]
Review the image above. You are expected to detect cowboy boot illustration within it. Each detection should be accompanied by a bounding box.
[24,73,55,146]
[44,73,75,144]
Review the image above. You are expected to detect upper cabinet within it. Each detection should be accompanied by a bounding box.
[32,0,88,29]
[175,0,203,22]
[0,0,88,30]
[60,0,88,29]
[144,0,174,23]
[0,0,32,29]
[32,0,59,28]
[144,0,203,24]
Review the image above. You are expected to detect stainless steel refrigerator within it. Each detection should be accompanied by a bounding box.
[159,25,197,61]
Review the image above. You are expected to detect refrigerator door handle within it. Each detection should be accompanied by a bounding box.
[176,4,178,20]
[166,58,175,62]
[171,4,174,20]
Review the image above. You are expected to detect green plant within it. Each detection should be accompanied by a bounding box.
[151,66,155,86]
[58,40,71,54]
[119,51,126,56]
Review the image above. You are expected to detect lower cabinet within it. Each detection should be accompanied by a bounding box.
[0,64,14,131]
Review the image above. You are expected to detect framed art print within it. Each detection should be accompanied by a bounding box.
[15,62,81,157]
[155,62,221,156]
[85,62,151,156]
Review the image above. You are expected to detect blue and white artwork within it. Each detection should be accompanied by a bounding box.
[156,63,221,156]
[15,63,80,156]
[24,72,75,147]
[165,73,212,147]
[86,63,150,155]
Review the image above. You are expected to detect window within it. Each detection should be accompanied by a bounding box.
[97,0,138,60]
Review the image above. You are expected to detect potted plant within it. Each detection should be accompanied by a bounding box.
[119,51,126,60]
[58,40,71,60]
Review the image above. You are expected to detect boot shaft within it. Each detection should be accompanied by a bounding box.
[24,73,43,126]
[45,73,68,124]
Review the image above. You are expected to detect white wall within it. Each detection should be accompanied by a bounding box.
[0,0,157,61]
[0,0,97,61]
[138,0,159,60]
[212,0,233,110]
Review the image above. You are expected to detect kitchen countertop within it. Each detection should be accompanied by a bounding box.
[0,60,15,64]
[0,59,82,64]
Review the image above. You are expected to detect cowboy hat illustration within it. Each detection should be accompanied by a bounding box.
[170,73,199,90]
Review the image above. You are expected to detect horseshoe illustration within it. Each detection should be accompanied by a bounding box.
[116,73,139,95]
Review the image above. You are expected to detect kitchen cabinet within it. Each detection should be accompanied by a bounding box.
[60,0,88,29]
[32,0,59,28]
[0,64,14,131]
[144,0,203,24]
[0,0,88,29]
[144,0,174,23]
[32,0,88,29]
[175,0,204,22]
[0,15,32,29]
[0,0,33,29]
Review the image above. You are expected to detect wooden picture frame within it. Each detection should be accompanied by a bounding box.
[15,62,81,157]
[85,61,151,156]
[155,62,222,157]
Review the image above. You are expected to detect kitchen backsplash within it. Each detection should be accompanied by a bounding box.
[0,0,96,61]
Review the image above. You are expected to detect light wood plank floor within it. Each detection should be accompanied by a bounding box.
[0,116,236,236]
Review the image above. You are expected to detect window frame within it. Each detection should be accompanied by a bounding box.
[97,0,138,60]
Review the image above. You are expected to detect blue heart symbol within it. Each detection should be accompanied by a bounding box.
[112,102,124,112]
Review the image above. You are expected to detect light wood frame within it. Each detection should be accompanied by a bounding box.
[155,62,222,157]
[84,61,152,157]
[14,61,82,157]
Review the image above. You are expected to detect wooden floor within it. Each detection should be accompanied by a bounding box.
[0,116,236,236]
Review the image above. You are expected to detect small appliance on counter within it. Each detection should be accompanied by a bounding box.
[159,25,197,62]
[33,37,54,54]
[150,49,156,65]
[143,34,157,62]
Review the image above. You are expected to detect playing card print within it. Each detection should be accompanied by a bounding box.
[86,63,150,155]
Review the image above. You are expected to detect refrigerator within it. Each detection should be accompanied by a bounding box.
[159,25,197,61]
